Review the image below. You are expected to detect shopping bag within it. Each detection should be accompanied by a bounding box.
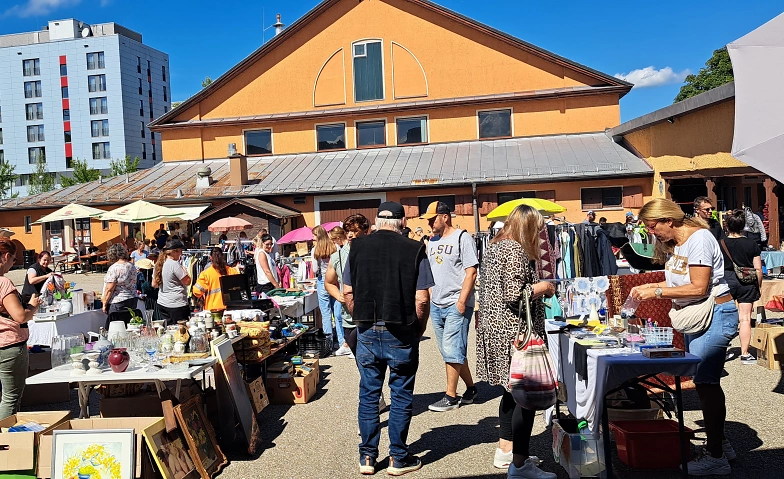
[508,289,558,410]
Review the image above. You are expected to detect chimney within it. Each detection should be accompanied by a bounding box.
[228,143,248,187]
[273,14,284,36]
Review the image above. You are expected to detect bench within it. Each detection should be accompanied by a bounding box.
[92,260,110,273]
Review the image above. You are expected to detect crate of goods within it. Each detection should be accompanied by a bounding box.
[551,419,605,479]
[609,420,694,469]
[299,329,332,358]
[641,327,674,346]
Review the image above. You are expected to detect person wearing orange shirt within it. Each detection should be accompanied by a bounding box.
[193,247,238,311]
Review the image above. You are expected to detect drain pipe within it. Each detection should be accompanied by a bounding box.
[472,182,480,233]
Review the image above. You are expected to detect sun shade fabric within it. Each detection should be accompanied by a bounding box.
[33,203,105,224]
[100,200,184,222]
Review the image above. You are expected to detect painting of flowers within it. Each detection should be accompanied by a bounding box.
[52,430,134,479]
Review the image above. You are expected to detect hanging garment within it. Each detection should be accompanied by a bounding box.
[536,227,556,280]
[596,229,618,276]
[544,295,563,319]
[577,224,600,277]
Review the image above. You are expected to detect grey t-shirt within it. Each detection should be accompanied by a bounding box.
[427,229,479,308]
[157,258,188,308]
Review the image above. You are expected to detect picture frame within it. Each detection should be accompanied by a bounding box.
[174,396,227,478]
[51,429,135,479]
[142,418,200,479]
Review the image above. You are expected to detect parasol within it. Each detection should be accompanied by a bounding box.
[277,222,341,245]
[208,217,253,232]
[99,200,184,223]
[487,198,566,221]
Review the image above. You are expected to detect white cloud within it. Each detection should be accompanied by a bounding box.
[3,0,82,18]
[614,66,691,88]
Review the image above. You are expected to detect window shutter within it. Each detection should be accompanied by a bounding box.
[622,186,643,208]
[478,194,498,215]
[537,190,556,201]
[400,197,418,218]
[455,195,472,215]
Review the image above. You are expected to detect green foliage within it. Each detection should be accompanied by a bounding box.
[110,155,140,176]
[171,101,182,109]
[201,76,213,88]
[28,156,55,196]
[0,161,18,199]
[674,47,734,103]
[59,159,100,187]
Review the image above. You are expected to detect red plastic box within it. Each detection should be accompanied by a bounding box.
[610,420,694,469]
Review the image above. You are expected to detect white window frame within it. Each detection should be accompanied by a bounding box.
[579,185,625,211]
[354,118,387,149]
[313,192,387,225]
[476,107,514,140]
[351,39,385,103]
[314,122,347,151]
[242,127,274,156]
[393,114,429,146]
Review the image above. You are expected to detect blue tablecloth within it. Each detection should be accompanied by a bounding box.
[762,251,784,269]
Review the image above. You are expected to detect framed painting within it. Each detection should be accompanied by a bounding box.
[51,429,135,479]
[174,396,227,478]
[142,418,200,479]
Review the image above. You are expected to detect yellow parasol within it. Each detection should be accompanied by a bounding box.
[486,198,566,221]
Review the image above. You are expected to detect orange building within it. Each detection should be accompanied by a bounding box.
[1,0,655,254]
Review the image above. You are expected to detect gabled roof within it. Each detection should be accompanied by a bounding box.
[609,82,735,138]
[193,198,300,221]
[0,132,652,210]
[150,0,631,128]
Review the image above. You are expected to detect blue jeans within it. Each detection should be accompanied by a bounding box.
[356,325,419,462]
[430,303,473,364]
[317,276,345,346]
[684,301,739,384]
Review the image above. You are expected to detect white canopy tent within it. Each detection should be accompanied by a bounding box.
[728,12,784,183]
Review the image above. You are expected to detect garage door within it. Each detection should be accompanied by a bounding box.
[319,199,382,224]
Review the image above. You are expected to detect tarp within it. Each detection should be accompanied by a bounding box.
[728,13,784,183]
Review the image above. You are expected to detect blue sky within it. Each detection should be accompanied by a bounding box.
[1,0,781,122]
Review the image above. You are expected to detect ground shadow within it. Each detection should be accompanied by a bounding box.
[408,416,500,466]
[226,402,294,461]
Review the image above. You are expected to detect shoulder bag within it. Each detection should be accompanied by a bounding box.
[508,288,558,410]
[720,240,757,285]
[669,292,716,334]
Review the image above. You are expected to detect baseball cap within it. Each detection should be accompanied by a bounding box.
[587,210,595,215]
[164,239,185,251]
[626,211,634,217]
[377,201,405,219]
[420,201,453,220]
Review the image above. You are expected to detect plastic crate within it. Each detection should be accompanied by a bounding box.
[609,420,694,469]
[298,329,332,358]
[552,419,605,478]
[640,327,673,346]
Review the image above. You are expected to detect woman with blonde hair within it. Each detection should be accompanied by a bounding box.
[630,198,738,476]
[312,225,342,352]
[476,205,557,478]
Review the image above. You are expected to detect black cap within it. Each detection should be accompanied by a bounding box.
[164,239,185,251]
[377,201,405,219]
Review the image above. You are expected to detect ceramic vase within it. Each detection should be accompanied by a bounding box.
[107,348,130,373]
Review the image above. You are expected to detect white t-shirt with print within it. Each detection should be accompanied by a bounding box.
[664,228,730,307]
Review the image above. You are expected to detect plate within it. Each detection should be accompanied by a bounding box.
[188,358,214,366]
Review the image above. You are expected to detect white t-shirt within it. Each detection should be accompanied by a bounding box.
[664,229,730,307]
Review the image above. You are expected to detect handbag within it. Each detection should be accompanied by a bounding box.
[508,288,558,410]
[719,240,757,285]
[669,293,716,334]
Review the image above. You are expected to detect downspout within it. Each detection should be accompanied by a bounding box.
[472,182,480,233]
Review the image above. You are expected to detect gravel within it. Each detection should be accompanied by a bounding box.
[12,269,784,478]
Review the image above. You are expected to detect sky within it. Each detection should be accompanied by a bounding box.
[0,0,781,122]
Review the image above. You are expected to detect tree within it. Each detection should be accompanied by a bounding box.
[59,158,100,187]
[0,161,18,200]
[110,155,140,176]
[171,101,182,109]
[28,156,55,196]
[201,76,213,88]
[674,47,734,103]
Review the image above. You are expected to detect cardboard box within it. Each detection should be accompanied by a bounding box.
[37,417,160,479]
[100,393,163,418]
[266,366,318,404]
[752,323,784,370]
[27,350,51,371]
[22,373,70,407]
[0,411,71,474]
[246,377,270,414]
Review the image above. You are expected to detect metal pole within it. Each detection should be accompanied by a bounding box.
[472,182,480,233]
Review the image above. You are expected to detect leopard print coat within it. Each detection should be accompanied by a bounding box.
[476,239,546,389]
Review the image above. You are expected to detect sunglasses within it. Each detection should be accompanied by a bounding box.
[263,242,273,247]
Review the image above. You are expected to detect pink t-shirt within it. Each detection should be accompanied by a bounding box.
[0,276,29,347]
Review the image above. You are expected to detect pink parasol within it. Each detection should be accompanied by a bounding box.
[207,217,254,232]
[277,222,341,244]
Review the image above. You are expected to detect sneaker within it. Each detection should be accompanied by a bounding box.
[387,455,422,476]
[725,351,735,361]
[428,395,460,412]
[508,457,556,478]
[359,455,377,475]
[461,386,478,405]
[349,351,355,359]
[379,394,388,413]
[722,440,737,461]
[494,448,512,469]
[335,345,352,356]
[682,454,731,476]
[740,353,756,365]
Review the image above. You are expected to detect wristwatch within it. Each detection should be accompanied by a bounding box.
[654,287,663,299]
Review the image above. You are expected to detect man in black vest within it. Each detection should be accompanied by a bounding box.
[343,201,434,476]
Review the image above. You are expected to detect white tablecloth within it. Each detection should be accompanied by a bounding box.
[271,291,318,319]
[27,299,146,346]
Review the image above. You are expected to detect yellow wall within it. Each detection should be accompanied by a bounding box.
[159,0,621,162]
[622,100,749,198]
